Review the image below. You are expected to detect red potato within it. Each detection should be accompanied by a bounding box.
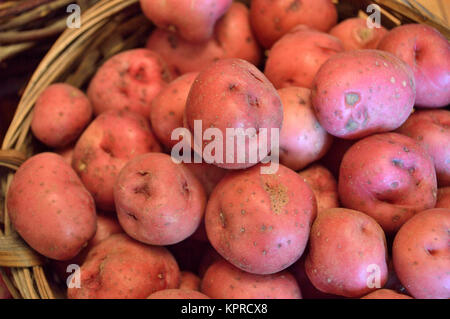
[329,18,388,51]
[290,255,341,299]
[278,87,333,170]
[393,208,450,299]
[298,164,339,213]
[31,83,92,148]
[51,212,123,282]
[68,234,180,299]
[146,2,261,76]
[87,49,172,117]
[396,109,450,187]
[7,153,97,260]
[250,0,337,48]
[179,271,201,291]
[140,0,232,43]
[377,24,450,108]
[201,260,301,299]
[312,50,416,139]
[264,26,344,89]
[339,133,437,234]
[114,153,207,246]
[436,187,450,209]
[361,289,413,299]
[205,163,317,275]
[150,72,199,149]
[148,289,209,299]
[72,110,161,211]
[305,208,388,298]
[185,58,282,170]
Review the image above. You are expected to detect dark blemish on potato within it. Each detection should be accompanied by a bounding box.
[262,250,267,255]
[403,146,409,152]
[246,36,252,43]
[408,167,415,175]
[167,34,178,49]
[261,224,267,232]
[134,183,151,198]
[273,17,281,31]
[392,158,404,168]
[219,211,227,228]
[345,118,359,132]
[392,215,400,222]
[247,95,260,108]
[181,180,189,195]
[391,181,399,189]
[286,0,301,11]
[240,227,245,233]
[229,83,238,91]
[137,170,150,176]
[126,211,138,221]
[345,93,360,106]
[298,98,306,105]
[248,70,264,83]
[241,209,246,215]
[263,181,289,214]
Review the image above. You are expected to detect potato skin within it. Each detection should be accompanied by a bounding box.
[72,110,161,211]
[329,18,388,51]
[339,133,437,234]
[278,87,332,170]
[396,110,450,187]
[114,153,206,246]
[7,152,97,261]
[393,208,450,299]
[148,289,209,299]
[179,271,201,291]
[298,164,339,213]
[436,187,450,209]
[377,24,450,108]
[264,27,344,89]
[205,163,317,275]
[150,72,198,149]
[146,3,261,76]
[31,83,92,148]
[140,0,231,43]
[312,50,415,139]
[87,49,172,117]
[305,208,388,298]
[68,234,180,299]
[361,289,412,299]
[250,0,337,48]
[201,260,301,299]
[185,58,282,169]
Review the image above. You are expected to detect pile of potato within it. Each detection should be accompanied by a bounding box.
[3,0,449,299]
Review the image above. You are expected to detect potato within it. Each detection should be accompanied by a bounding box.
[436,187,450,209]
[298,164,339,213]
[148,289,209,299]
[290,255,341,299]
[361,289,413,299]
[396,109,450,187]
[68,234,180,299]
[329,18,388,51]
[201,260,301,299]
[278,87,333,170]
[114,153,206,245]
[140,0,232,43]
[179,271,201,291]
[393,208,450,299]
[31,83,92,148]
[250,0,337,48]
[205,163,317,275]
[72,110,161,211]
[7,153,97,260]
[150,72,198,149]
[339,133,437,233]
[377,24,450,108]
[87,49,172,117]
[264,26,344,89]
[146,2,261,76]
[305,208,388,298]
[312,50,416,139]
[185,58,282,169]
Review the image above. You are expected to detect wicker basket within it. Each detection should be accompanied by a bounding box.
[0,0,448,299]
